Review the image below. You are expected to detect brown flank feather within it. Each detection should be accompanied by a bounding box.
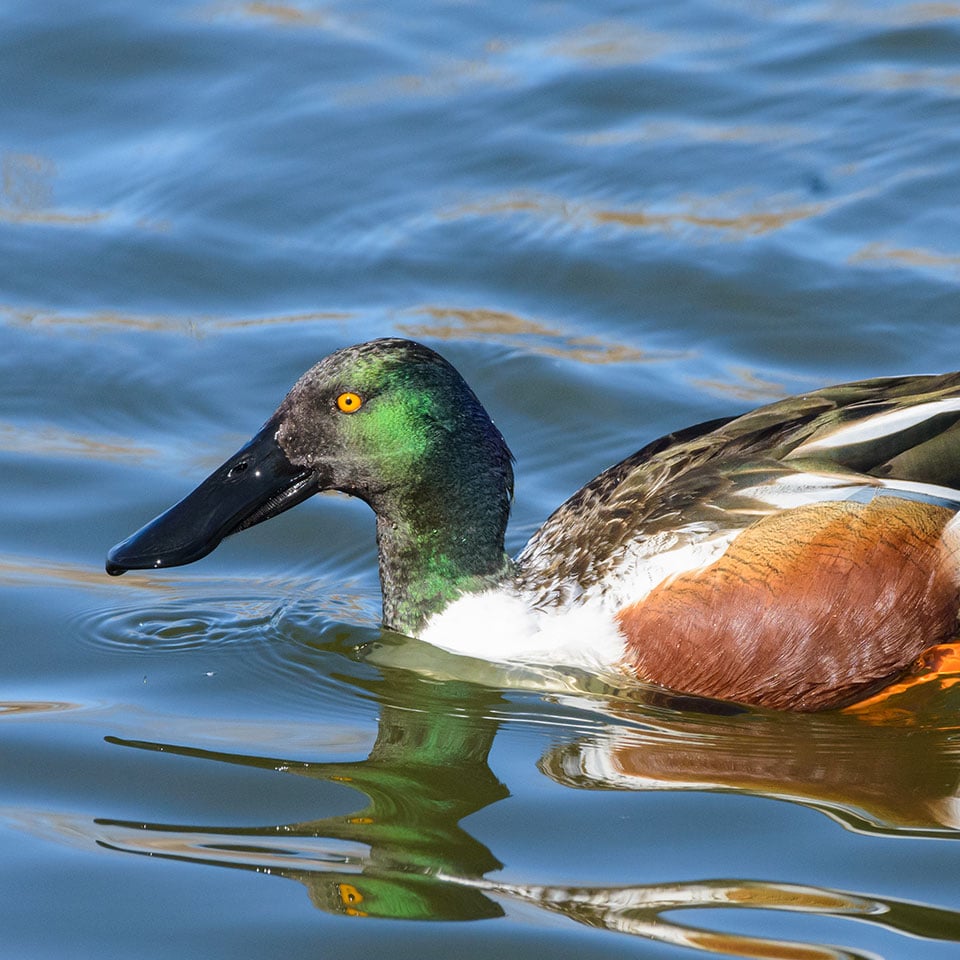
[617,498,960,711]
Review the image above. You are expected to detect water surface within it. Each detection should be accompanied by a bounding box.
[3,2,960,958]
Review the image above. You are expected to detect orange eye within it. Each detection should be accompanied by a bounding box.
[338,883,364,906]
[336,392,363,413]
[337,883,367,916]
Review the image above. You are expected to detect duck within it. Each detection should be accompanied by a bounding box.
[106,338,960,712]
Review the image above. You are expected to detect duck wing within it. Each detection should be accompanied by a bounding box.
[516,372,960,608]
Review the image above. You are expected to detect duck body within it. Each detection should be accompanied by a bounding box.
[107,340,960,711]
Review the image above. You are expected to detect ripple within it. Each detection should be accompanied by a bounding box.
[76,563,380,648]
[72,587,385,721]
[75,595,288,652]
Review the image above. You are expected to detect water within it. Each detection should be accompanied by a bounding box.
[3,1,960,957]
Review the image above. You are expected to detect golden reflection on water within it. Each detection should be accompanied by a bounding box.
[193,0,338,29]
[226,2,327,28]
[691,367,808,403]
[0,208,108,227]
[1,296,668,365]
[337,49,511,105]
[0,419,156,462]
[0,152,110,227]
[335,15,733,106]
[0,553,125,591]
[546,22,673,66]
[743,1,960,25]
[850,242,960,275]
[0,700,80,717]
[444,190,828,239]
[902,3,960,22]
[398,305,673,364]
[195,0,395,39]
[0,303,352,335]
[1,153,54,208]
[847,67,960,95]
[594,200,823,236]
[0,551,228,594]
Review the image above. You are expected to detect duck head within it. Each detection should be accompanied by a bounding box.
[107,338,515,634]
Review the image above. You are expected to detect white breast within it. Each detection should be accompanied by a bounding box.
[419,587,626,671]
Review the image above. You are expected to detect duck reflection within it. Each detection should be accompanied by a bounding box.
[105,674,508,922]
[96,664,960,959]
[543,645,960,837]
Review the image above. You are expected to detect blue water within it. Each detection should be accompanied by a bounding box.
[3,2,960,958]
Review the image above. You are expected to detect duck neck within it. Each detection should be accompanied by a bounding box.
[372,474,514,637]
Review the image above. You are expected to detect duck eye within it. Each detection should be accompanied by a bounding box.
[336,392,363,413]
[338,883,363,905]
[337,882,367,916]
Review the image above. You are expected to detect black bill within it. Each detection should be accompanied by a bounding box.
[106,420,317,576]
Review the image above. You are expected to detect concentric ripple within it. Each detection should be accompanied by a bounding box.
[69,583,387,717]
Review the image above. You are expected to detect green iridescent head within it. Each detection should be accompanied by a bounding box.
[275,339,513,506]
[107,338,515,635]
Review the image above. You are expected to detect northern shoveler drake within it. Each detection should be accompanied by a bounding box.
[107,338,960,711]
